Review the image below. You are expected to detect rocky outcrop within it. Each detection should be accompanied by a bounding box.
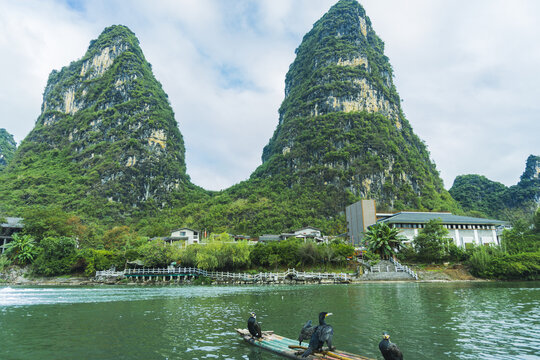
[0,129,16,171]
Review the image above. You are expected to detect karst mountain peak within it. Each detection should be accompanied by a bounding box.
[1,25,199,218]
[254,0,457,215]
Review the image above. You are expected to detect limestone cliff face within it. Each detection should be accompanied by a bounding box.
[521,155,540,182]
[256,0,457,212]
[3,25,194,214]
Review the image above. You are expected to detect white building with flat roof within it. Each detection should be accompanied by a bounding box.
[377,211,506,248]
[346,200,508,248]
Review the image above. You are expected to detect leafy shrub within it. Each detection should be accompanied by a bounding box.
[76,249,124,276]
[396,245,416,262]
[0,255,11,272]
[32,236,78,276]
[468,247,540,280]
[5,234,37,265]
[364,222,404,259]
[447,243,469,262]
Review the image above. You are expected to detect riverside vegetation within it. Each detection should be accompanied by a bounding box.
[1,208,538,281]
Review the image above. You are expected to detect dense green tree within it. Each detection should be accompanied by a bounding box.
[138,239,180,268]
[502,209,540,254]
[32,236,78,276]
[468,245,539,280]
[414,219,452,262]
[21,206,89,241]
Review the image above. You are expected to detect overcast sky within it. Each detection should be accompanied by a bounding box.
[1,0,538,191]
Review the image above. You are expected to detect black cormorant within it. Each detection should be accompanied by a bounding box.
[302,312,334,357]
[298,320,315,345]
[379,332,403,360]
[247,312,262,339]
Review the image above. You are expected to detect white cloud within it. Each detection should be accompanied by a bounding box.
[0,0,538,191]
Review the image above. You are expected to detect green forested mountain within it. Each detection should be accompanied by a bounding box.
[1,1,460,236]
[450,155,540,221]
[0,129,16,171]
[0,25,205,220]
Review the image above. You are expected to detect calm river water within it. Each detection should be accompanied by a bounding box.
[0,282,539,360]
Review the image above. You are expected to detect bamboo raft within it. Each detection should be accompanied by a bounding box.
[235,329,374,360]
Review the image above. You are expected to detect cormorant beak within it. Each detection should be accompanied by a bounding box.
[326,313,333,317]
[383,334,390,340]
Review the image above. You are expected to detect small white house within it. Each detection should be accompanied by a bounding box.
[293,227,326,242]
[294,227,322,238]
[166,228,200,247]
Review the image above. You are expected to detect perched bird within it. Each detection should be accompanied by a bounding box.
[247,312,262,339]
[298,320,315,345]
[302,312,334,357]
[379,332,403,360]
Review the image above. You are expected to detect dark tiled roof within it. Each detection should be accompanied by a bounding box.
[171,227,198,233]
[259,235,281,241]
[378,212,507,225]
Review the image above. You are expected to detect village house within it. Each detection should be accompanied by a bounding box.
[259,227,326,243]
[346,200,508,248]
[163,227,200,247]
[0,217,23,254]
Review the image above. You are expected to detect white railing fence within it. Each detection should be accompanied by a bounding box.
[96,267,352,282]
[389,257,418,280]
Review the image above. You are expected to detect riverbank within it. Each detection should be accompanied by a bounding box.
[0,264,483,286]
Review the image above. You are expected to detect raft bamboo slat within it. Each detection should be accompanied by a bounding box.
[235,328,374,360]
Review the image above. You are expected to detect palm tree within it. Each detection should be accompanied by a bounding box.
[363,222,405,259]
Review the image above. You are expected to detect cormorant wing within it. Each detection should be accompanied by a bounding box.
[299,320,314,344]
[388,343,403,360]
[318,324,334,342]
[301,320,313,330]
[255,322,262,337]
